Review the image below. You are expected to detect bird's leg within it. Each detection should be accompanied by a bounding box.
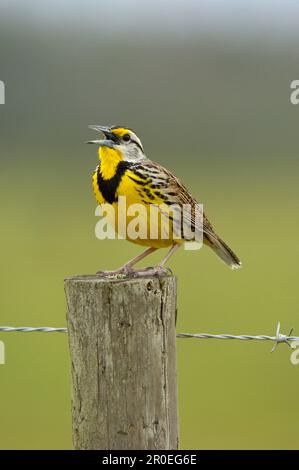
[130,244,181,277]
[158,243,181,268]
[97,247,157,277]
[121,247,157,271]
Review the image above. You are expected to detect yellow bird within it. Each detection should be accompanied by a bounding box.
[88,125,241,276]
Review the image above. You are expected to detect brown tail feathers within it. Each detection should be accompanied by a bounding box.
[204,233,242,270]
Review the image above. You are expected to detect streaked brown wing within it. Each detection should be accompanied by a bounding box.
[133,159,216,240]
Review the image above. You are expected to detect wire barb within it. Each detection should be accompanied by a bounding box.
[270,321,294,352]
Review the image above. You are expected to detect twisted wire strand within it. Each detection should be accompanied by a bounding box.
[0,326,67,333]
[0,322,298,351]
[176,333,299,341]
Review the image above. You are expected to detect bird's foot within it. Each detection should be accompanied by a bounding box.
[96,265,135,279]
[96,265,172,279]
[129,266,172,277]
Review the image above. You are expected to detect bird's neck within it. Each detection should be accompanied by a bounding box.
[99,147,123,180]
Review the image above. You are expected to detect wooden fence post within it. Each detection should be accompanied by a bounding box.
[64,273,179,450]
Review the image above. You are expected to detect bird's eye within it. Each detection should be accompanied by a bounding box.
[123,133,131,142]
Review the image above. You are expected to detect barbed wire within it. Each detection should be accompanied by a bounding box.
[0,322,298,352]
[178,322,299,352]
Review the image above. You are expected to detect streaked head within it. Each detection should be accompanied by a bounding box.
[87,125,146,162]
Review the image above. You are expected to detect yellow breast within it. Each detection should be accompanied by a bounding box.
[93,151,177,248]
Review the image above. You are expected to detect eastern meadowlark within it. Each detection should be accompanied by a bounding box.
[88,125,241,276]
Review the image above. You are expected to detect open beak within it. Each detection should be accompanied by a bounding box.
[86,125,119,147]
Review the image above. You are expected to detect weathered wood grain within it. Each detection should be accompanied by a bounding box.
[64,274,178,450]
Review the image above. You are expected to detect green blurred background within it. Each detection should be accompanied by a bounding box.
[1,0,299,449]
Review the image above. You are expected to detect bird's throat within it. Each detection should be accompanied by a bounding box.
[99,147,123,180]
